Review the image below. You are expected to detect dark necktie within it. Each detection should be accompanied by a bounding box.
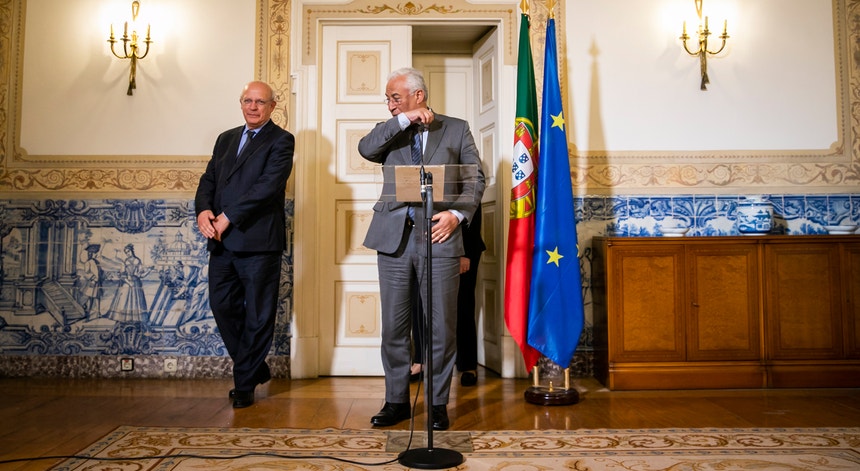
[238,129,256,157]
[408,127,423,220]
[411,126,423,165]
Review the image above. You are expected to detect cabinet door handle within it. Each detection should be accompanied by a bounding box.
[691,302,700,307]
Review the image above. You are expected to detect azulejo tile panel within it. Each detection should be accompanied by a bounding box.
[0,194,856,377]
[0,198,294,376]
[587,194,859,238]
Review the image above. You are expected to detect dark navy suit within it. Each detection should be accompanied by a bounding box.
[195,119,294,392]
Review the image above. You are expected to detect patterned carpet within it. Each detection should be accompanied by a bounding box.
[52,426,860,470]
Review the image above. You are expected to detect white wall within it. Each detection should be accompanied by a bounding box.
[563,0,836,152]
[21,0,256,156]
[18,0,840,156]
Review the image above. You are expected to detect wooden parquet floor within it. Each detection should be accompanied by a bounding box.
[1,368,859,470]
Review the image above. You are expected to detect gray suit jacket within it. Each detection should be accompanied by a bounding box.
[358,113,485,256]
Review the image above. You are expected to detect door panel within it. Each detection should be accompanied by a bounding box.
[686,244,761,361]
[413,30,502,374]
[318,25,412,375]
[765,243,843,360]
[471,29,502,373]
[608,245,687,363]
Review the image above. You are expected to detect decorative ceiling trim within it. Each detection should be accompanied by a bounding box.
[302,0,517,66]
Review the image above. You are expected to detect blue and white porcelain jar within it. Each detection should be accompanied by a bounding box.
[737,197,773,235]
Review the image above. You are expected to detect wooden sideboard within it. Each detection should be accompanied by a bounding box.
[592,235,860,390]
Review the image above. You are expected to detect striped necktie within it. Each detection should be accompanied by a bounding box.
[407,127,423,221]
[411,126,423,165]
[237,129,256,156]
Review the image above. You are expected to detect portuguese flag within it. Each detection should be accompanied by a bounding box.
[504,9,541,372]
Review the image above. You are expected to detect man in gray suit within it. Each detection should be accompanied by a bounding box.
[359,67,485,430]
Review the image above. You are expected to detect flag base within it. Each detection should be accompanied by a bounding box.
[525,365,579,405]
[524,385,580,405]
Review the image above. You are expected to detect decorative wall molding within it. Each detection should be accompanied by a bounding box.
[302,0,517,66]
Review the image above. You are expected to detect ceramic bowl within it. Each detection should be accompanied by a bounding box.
[823,225,858,235]
[658,227,689,237]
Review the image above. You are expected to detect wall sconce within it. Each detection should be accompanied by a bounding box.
[108,0,152,96]
[679,0,729,90]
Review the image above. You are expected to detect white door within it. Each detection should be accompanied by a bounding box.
[317,24,412,375]
[413,47,503,374]
[470,29,503,374]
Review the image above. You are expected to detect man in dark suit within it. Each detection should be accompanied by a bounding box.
[358,67,485,430]
[454,208,486,386]
[195,81,295,409]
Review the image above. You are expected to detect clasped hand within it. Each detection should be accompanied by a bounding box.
[197,210,231,241]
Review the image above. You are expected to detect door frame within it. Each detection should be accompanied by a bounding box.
[289,0,521,379]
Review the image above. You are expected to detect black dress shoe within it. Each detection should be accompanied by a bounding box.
[370,402,411,427]
[431,405,450,430]
[460,371,477,387]
[232,391,255,408]
[409,364,423,383]
[254,364,272,385]
[229,364,272,399]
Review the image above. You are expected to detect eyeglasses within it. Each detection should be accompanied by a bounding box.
[241,98,271,107]
[384,91,416,105]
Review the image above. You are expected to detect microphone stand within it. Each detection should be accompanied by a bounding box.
[398,167,464,469]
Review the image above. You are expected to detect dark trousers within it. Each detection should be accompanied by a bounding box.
[207,249,281,392]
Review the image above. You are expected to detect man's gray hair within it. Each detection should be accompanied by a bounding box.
[389,67,429,101]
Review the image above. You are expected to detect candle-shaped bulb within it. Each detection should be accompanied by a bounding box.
[682,21,687,36]
[146,24,150,40]
[124,21,128,36]
[704,16,708,31]
[723,19,727,34]
[110,23,114,38]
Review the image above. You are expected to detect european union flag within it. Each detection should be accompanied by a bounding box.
[526,16,585,368]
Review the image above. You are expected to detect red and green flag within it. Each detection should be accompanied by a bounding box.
[504,10,541,371]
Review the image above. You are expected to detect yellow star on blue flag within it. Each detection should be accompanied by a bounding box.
[545,247,563,266]
[551,113,565,131]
